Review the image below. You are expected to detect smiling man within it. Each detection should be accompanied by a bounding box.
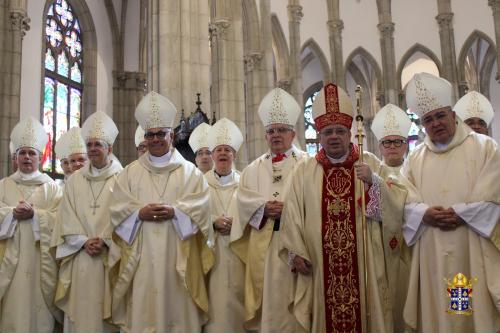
[0,117,62,332]
[234,87,307,332]
[109,91,213,333]
[203,117,246,333]
[402,73,500,333]
[55,127,88,184]
[51,111,122,332]
[453,90,494,136]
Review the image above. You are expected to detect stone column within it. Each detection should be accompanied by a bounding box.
[0,1,29,177]
[326,0,345,87]
[148,0,210,124]
[489,0,500,81]
[436,7,459,101]
[287,2,305,147]
[112,71,146,166]
[209,0,247,168]
[378,22,398,104]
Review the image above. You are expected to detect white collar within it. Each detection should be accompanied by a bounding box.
[19,170,42,180]
[434,141,450,151]
[326,151,349,164]
[215,170,234,186]
[149,151,172,167]
[89,161,111,177]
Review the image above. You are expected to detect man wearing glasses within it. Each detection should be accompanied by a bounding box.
[109,91,213,332]
[234,88,306,332]
[189,122,213,174]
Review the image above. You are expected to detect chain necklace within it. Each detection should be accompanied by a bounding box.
[88,178,108,215]
[149,172,172,203]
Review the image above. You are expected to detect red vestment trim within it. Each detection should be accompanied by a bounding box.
[316,145,363,333]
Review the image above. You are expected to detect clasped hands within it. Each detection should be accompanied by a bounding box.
[139,203,175,222]
[214,215,232,235]
[83,238,106,256]
[264,200,283,219]
[423,206,464,231]
[13,201,34,220]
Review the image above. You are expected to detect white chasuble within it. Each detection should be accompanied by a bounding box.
[108,150,213,333]
[235,145,307,332]
[51,160,123,333]
[0,171,62,333]
[204,170,248,333]
[401,121,500,333]
[280,146,407,333]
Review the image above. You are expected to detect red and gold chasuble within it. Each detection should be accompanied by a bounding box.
[316,146,362,333]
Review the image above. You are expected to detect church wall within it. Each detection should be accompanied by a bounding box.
[20,0,114,121]
[340,0,381,68]
[302,56,324,91]
[392,0,441,68]
[489,60,500,142]
[270,0,289,50]
[299,1,330,67]
[452,0,495,56]
[123,0,140,72]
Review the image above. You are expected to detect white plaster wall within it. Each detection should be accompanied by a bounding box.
[300,0,329,66]
[452,0,495,56]
[302,56,324,91]
[393,0,441,68]
[20,0,114,120]
[123,0,140,72]
[340,0,381,67]
[489,61,500,142]
[270,0,289,45]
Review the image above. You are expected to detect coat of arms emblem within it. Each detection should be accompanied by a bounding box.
[445,272,476,315]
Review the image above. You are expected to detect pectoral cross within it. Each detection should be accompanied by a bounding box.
[90,202,100,215]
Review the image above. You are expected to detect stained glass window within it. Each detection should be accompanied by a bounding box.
[43,0,83,175]
[304,90,320,156]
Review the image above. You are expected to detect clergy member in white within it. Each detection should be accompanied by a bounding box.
[189,122,213,173]
[453,90,494,136]
[54,127,88,182]
[134,125,147,157]
[0,117,62,333]
[280,83,407,333]
[9,141,17,172]
[109,91,213,333]
[234,88,307,332]
[402,73,500,333]
[55,131,74,181]
[51,111,122,333]
[371,103,412,332]
[203,118,247,333]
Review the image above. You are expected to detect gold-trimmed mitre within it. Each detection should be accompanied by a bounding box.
[10,116,48,153]
[189,123,211,153]
[454,91,494,126]
[134,125,145,147]
[371,103,412,141]
[55,127,87,160]
[81,111,119,145]
[258,88,300,127]
[406,72,452,117]
[135,91,177,130]
[208,118,243,152]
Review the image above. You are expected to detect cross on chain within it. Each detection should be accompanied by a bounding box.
[90,202,100,215]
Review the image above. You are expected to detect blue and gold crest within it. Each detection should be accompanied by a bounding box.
[445,273,477,315]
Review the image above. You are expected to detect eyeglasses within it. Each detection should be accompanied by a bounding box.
[265,127,292,135]
[380,139,407,148]
[144,130,169,140]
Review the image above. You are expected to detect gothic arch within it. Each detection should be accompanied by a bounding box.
[104,0,123,71]
[345,47,383,95]
[396,43,443,91]
[271,14,290,83]
[41,0,98,121]
[301,38,331,82]
[457,30,496,98]
[242,0,261,52]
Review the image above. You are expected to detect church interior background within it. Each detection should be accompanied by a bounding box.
[0,0,499,177]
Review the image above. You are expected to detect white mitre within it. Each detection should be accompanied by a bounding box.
[10,116,48,153]
[81,111,119,145]
[258,87,300,127]
[55,127,87,160]
[135,91,177,130]
[371,103,412,141]
[9,141,15,155]
[208,118,243,152]
[453,91,494,126]
[406,72,452,117]
[134,125,145,147]
[189,123,211,153]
